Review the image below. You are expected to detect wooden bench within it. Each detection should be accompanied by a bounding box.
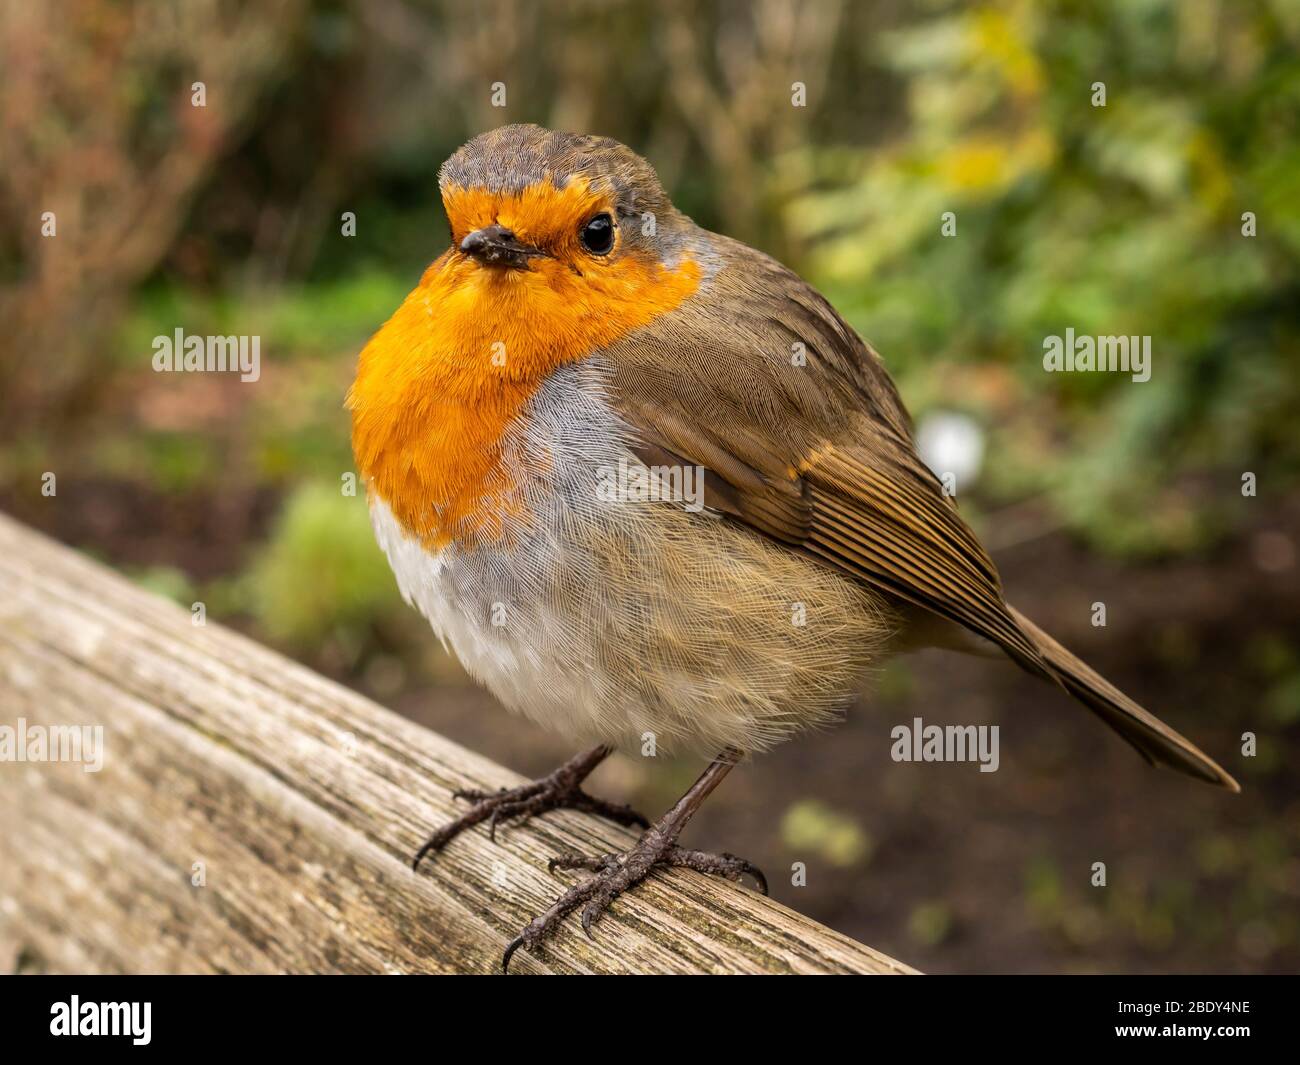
[0,512,915,975]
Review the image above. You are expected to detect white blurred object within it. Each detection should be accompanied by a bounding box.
[915,411,985,493]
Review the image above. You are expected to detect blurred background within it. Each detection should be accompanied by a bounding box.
[1,0,1298,973]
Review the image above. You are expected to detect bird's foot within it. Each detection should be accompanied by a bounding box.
[502,828,767,972]
[412,746,647,871]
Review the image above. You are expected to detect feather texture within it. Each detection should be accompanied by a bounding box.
[603,232,1238,789]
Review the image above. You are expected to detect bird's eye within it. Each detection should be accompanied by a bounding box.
[579,213,614,255]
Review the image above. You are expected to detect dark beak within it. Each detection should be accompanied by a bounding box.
[459,224,543,269]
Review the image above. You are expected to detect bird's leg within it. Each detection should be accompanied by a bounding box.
[502,746,766,972]
[412,744,648,870]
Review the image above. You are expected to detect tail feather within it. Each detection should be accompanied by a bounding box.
[1008,607,1239,792]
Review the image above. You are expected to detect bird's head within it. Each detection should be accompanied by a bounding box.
[438,124,683,278]
[359,123,707,386]
[349,126,706,545]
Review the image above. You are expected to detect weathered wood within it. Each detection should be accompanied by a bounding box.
[0,511,915,975]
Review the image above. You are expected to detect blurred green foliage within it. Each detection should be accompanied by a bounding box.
[787,0,1300,554]
[908,900,955,947]
[245,481,402,649]
[119,271,409,366]
[781,798,873,867]
[6,0,1294,568]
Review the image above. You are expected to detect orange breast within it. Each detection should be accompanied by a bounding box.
[347,203,700,548]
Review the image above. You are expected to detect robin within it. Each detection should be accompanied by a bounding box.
[347,123,1238,972]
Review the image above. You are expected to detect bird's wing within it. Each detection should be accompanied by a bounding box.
[598,234,1237,790]
[602,235,1046,670]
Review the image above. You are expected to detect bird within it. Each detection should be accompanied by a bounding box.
[346,123,1238,972]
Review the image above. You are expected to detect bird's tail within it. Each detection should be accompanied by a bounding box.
[1009,607,1239,792]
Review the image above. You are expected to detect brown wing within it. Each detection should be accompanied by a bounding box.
[598,233,1236,789]
[605,235,1046,671]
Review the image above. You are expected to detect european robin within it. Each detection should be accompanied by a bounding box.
[347,124,1238,971]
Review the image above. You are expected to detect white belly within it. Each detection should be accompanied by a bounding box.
[369,361,895,754]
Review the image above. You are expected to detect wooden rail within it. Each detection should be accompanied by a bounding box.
[0,511,915,975]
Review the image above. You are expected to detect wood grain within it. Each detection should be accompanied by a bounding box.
[0,511,915,975]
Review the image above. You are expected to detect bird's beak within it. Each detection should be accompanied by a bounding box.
[459,224,544,269]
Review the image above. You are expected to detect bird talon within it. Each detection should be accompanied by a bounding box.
[410,747,647,871]
[501,934,526,973]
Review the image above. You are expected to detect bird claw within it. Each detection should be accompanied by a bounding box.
[411,751,646,871]
[501,838,766,972]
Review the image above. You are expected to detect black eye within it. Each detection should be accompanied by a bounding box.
[579,213,614,254]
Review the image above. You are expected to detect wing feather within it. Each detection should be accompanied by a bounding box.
[595,231,1236,789]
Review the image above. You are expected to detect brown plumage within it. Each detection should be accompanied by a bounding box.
[353,125,1237,971]
[605,231,1236,790]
